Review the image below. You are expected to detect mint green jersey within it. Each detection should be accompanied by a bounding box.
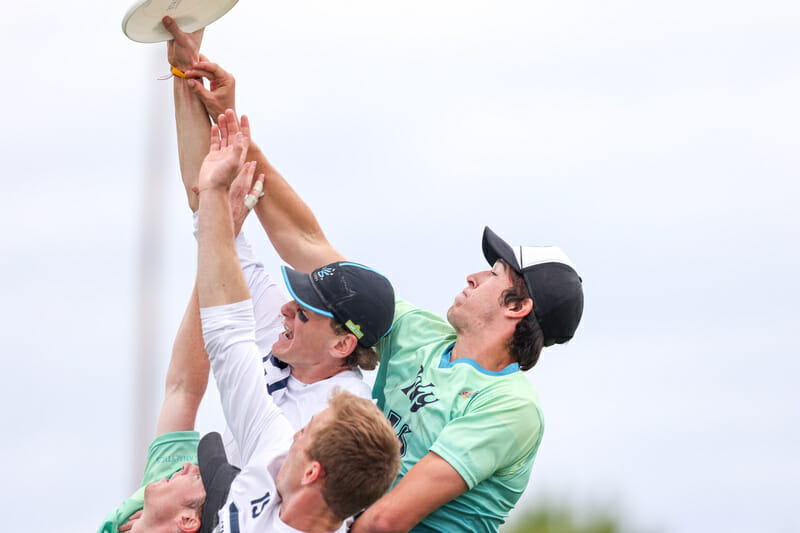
[97,431,200,533]
[373,300,544,533]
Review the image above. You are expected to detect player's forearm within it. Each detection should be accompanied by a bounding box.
[197,188,250,307]
[249,142,344,272]
[174,77,211,212]
[352,452,468,533]
[164,283,209,396]
[155,283,209,435]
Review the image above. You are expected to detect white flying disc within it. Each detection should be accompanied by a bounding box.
[122,0,239,43]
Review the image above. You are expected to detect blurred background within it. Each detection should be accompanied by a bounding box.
[0,1,797,531]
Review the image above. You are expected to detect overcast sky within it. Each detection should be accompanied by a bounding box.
[0,1,798,532]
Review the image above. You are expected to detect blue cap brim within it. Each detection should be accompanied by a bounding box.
[280,266,335,318]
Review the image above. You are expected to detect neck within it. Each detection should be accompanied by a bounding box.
[279,492,342,532]
[451,331,516,372]
[290,360,350,384]
[131,512,171,533]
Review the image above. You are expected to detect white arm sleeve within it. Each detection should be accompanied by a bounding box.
[234,231,286,355]
[201,300,293,464]
[194,212,285,355]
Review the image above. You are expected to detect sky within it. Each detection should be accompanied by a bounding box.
[0,1,798,532]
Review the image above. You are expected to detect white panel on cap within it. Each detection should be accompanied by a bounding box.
[517,245,577,271]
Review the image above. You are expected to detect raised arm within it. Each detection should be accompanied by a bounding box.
[196,111,293,462]
[185,60,344,272]
[154,283,209,436]
[196,110,251,307]
[163,16,210,213]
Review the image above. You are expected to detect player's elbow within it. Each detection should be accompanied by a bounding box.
[359,506,415,533]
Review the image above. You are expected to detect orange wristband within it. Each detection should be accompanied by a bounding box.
[170,65,187,79]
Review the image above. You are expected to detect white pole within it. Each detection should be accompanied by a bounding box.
[131,46,169,486]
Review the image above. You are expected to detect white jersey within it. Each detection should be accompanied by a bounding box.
[193,217,372,464]
[202,300,347,533]
[234,229,371,426]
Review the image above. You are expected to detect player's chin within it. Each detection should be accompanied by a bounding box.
[271,337,291,357]
[445,305,458,326]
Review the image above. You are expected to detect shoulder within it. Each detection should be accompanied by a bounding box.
[467,375,543,434]
[472,374,541,413]
[324,369,372,399]
[392,299,449,328]
[380,298,455,349]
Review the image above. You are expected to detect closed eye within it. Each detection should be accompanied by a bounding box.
[297,308,309,323]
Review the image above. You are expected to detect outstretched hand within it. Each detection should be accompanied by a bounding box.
[162,16,203,72]
[184,58,236,123]
[197,110,250,193]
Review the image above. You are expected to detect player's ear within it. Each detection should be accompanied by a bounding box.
[504,297,533,319]
[176,511,201,533]
[302,461,325,486]
[329,332,357,360]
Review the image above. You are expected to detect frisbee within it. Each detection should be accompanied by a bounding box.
[122,0,239,43]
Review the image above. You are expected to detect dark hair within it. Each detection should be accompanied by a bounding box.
[329,319,380,371]
[501,262,544,370]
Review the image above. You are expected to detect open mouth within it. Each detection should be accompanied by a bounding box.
[281,315,294,340]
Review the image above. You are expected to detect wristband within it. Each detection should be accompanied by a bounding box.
[170,65,187,79]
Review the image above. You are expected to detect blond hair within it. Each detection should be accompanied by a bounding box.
[308,389,400,519]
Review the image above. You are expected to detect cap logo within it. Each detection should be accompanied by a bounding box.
[345,320,364,339]
[313,266,336,281]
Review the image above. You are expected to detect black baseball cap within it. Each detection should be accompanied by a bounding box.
[281,262,395,347]
[482,227,584,346]
[198,432,240,533]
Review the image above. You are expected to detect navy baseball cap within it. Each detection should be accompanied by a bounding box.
[281,262,395,347]
[482,227,584,346]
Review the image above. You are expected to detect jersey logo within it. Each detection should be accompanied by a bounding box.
[460,390,476,400]
[401,365,439,413]
[250,491,271,518]
[228,502,239,533]
[387,410,412,457]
